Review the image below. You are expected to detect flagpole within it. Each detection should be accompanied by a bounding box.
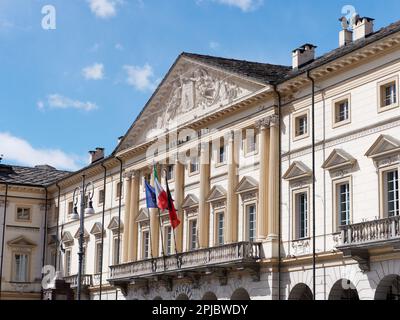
[172,227,181,269]
[157,208,167,271]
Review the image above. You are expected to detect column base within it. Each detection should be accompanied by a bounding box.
[262,238,279,259]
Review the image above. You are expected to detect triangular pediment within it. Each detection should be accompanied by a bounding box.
[283,161,312,181]
[90,222,104,236]
[235,176,258,194]
[8,236,36,247]
[322,149,357,171]
[107,216,123,231]
[365,135,400,159]
[74,228,90,239]
[207,185,227,202]
[136,208,150,222]
[182,194,199,209]
[116,54,266,153]
[61,231,74,243]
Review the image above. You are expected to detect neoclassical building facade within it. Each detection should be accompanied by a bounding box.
[1,14,400,300]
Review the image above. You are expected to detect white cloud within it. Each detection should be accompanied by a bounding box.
[87,0,122,19]
[82,63,104,80]
[0,132,83,171]
[123,64,158,91]
[198,0,263,12]
[39,94,98,111]
[209,41,220,50]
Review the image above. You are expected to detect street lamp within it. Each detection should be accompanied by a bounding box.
[70,176,95,300]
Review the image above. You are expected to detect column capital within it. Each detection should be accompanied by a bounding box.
[256,115,279,129]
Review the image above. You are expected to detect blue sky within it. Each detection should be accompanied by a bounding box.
[1,0,400,170]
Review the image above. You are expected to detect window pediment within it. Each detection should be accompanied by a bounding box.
[283,161,312,181]
[182,194,199,209]
[235,176,258,194]
[74,227,90,240]
[61,231,74,244]
[207,185,227,202]
[136,208,150,222]
[90,222,105,236]
[365,135,400,159]
[107,216,123,231]
[7,236,36,248]
[322,149,357,171]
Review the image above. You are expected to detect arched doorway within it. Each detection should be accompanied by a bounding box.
[202,292,218,300]
[153,296,163,300]
[328,279,359,300]
[288,283,313,300]
[231,288,251,300]
[375,275,400,300]
[176,294,189,300]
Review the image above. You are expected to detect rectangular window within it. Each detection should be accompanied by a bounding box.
[68,201,73,215]
[216,212,224,245]
[190,158,199,174]
[113,237,120,265]
[165,226,172,255]
[116,182,122,198]
[246,204,256,242]
[386,170,399,217]
[166,165,174,181]
[13,253,29,282]
[382,82,397,107]
[296,192,308,239]
[98,189,105,205]
[246,130,257,154]
[337,182,351,226]
[143,231,150,259]
[333,96,350,126]
[65,250,71,276]
[16,207,31,221]
[218,145,226,164]
[294,111,309,139]
[189,220,197,250]
[95,242,102,274]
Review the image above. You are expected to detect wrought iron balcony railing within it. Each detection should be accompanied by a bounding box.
[108,242,262,283]
[63,274,93,288]
[339,216,400,246]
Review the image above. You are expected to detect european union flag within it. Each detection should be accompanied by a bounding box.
[145,179,157,209]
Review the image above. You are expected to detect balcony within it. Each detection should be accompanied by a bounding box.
[64,274,93,288]
[108,242,262,294]
[337,216,400,272]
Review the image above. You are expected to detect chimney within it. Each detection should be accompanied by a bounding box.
[89,147,105,164]
[352,15,374,41]
[339,16,353,47]
[292,44,317,70]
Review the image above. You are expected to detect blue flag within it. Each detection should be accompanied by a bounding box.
[145,179,157,209]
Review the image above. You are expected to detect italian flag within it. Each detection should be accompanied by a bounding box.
[153,166,168,211]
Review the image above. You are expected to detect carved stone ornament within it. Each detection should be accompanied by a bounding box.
[256,115,279,130]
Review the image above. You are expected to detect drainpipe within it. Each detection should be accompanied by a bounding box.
[273,85,282,301]
[41,187,49,300]
[0,183,9,300]
[115,157,123,300]
[55,183,61,273]
[99,163,107,301]
[307,71,317,300]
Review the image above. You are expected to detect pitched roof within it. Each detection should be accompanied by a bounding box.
[0,164,70,187]
[182,52,291,85]
[283,19,400,81]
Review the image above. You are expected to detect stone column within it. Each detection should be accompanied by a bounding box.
[122,175,132,263]
[150,169,160,257]
[225,131,239,243]
[256,118,270,240]
[174,159,185,252]
[198,142,210,248]
[267,115,280,239]
[128,171,139,261]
